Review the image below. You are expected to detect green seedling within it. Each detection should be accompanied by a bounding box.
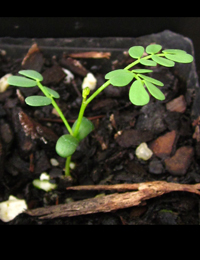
[7,44,193,177]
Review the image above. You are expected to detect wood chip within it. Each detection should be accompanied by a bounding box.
[69,52,111,59]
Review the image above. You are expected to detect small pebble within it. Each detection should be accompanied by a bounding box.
[82,73,97,90]
[50,158,59,166]
[0,73,12,93]
[149,158,164,174]
[0,195,27,222]
[135,142,153,160]
[62,68,74,83]
[149,130,177,159]
[165,146,194,175]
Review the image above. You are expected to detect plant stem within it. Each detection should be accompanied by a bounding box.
[65,156,72,176]
[36,81,73,136]
[85,80,111,106]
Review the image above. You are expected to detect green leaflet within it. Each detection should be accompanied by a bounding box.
[72,117,94,141]
[105,69,134,87]
[138,74,164,86]
[55,134,79,158]
[164,53,193,63]
[128,46,144,59]
[152,55,175,67]
[146,44,162,54]
[145,81,165,101]
[162,49,186,54]
[7,75,37,87]
[19,70,43,81]
[129,80,149,106]
[25,96,52,106]
[139,59,157,66]
[43,86,60,98]
[132,69,153,73]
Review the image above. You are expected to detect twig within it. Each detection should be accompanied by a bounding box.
[26,181,200,219]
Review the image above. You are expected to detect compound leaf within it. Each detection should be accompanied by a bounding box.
[55,134,79,158]
[164,53,193,63]
[25,96,52,106]
[138,74,164,86]
[146,44,162,54]
[129,80,149,106]
[128,46,144,59]
[139,59,157,66]
[145,81,165,101]
[19,70,43,81]
[105,69,134,87]
[7,75,37,87]
[72,117,94,141]
[43,86,60,98]
[152,55,175,67]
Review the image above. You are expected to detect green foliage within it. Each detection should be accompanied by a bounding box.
[146,44,162,54]
[56,134,79,158]
[138,74,164,86]
[129,80,149,106]
[7,44,194,177]
[144,81,165,101]
[25,96,52,106]
[72,117,94,141]
[128,46,144,59]
[105,69,134,87]
[43,87,60,98]
[151,55,175,67]
[7,75,37,87]
[19,70,43,81]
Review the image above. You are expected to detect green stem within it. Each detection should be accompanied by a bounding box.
[85,79,111,106]
[65,156,72,176]
[36,81,73,136]
[124,54,153,70]
[73,97,87,137]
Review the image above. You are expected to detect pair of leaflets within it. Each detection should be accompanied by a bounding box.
[7,70,60,106]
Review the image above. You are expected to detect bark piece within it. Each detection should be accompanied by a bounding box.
[26,181,200,219]
[116,129,154,148]
[69,52,111,59]
[166,95,187,113]
[21,43,44,72]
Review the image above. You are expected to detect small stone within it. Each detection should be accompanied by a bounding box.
[0,195,27,222]
[50,158,59,166]
[164,146,194,175]
[149,158,164,174]
[82,73,97,90]
[149,130,177,159]
[0,73,12,93]
[166,95,187,113]
[135,142,153,160]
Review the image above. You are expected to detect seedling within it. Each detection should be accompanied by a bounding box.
[7,44,193,177]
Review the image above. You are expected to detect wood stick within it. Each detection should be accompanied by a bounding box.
[26,181,200,219]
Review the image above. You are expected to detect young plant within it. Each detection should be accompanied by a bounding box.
[7,44,193,177]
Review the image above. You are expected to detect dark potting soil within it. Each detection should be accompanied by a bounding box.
[0,31,200,225]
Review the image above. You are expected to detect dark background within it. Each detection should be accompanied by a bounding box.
[1,17,200,74]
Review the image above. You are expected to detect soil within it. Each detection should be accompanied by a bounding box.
[1,30,200,225]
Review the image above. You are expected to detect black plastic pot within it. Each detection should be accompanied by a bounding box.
[0,30,200,224]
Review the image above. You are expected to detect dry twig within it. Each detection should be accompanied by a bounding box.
[26,181,200,220]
